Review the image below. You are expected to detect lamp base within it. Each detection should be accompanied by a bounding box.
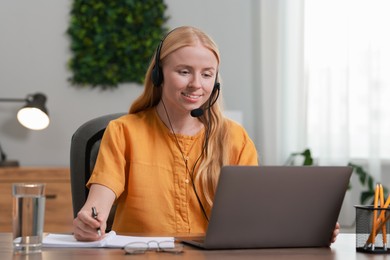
[0,160,19,167]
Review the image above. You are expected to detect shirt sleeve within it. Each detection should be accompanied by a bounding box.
[227,119,259,166]
[87,120,127,199]
[237,135,259,166]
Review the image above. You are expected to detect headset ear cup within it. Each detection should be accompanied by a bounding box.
[152,40,164,87]
[152,65,163,87]
[213,72,220,91]
[214,82,220,91]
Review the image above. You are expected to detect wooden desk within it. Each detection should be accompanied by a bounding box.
[0,167,74,233]
[0,233,386,259]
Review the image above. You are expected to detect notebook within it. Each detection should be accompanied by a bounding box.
[43,231,174,248]
[181,165,352,249]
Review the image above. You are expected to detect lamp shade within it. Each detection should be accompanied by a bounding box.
[16,93,50,130]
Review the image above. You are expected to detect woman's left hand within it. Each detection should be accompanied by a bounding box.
[330,222,340,244]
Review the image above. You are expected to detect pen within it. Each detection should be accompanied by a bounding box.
[370,184,379,250]
[373,184,380,250]
[380,185,387,250]
[91,206,101,236]
[365,194,390,249]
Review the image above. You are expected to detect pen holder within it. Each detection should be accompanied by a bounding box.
[355,205,390,254]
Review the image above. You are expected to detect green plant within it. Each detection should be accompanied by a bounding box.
[286,148,386,205]
[67,0,169,89]
[285,148,314,166]
[347,162,388,205]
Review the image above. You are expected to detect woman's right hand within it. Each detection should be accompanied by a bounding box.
[73,207,107,241]
[72,184,116,241]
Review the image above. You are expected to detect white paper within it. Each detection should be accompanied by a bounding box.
[43,231,174,248]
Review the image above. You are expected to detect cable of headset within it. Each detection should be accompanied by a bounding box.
[187,94,216,223]
[185,86,220,222]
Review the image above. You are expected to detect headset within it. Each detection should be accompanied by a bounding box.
[151,38,165,87]
[151,31,220,119]
[151,30,220,91]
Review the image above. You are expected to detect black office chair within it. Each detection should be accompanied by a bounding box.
[70,112,126,231]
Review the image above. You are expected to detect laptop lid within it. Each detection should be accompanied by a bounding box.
[190,166,352,249]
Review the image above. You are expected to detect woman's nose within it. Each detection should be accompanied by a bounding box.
[189,74,203,88]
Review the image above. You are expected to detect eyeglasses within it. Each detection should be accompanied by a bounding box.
[124,240,184,255]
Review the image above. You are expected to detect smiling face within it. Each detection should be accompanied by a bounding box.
[159,44,219,117]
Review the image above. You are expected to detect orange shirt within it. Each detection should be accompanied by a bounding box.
[87,108,258,234]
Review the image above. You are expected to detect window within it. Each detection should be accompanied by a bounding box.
[304,0,390,167]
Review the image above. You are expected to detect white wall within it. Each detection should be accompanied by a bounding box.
[0,0,260,166]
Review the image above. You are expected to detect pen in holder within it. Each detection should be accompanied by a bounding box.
[356,184,390,254]
[355,205,390,254]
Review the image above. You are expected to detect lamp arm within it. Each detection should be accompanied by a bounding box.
[0,98,28,103]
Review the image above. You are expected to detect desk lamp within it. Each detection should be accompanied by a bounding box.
[0,92,50,167]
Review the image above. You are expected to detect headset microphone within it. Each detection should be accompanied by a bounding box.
[190,83,220,117]
[190,108,204,118]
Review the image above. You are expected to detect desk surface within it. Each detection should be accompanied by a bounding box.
[0,233,387,259]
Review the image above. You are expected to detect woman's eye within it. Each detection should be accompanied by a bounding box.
[179,70,190,75]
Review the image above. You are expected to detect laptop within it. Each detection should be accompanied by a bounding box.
[181,166,352,249]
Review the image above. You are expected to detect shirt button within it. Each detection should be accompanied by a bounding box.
[184,179,190,184]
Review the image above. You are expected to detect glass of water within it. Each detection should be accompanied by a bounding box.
[12,183,46,254]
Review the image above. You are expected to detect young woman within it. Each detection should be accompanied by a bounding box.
[72,26,339,243]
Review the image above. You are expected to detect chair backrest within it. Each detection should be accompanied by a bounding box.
[70,113,126,231]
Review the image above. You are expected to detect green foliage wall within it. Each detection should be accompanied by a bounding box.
[67,0,168,89]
